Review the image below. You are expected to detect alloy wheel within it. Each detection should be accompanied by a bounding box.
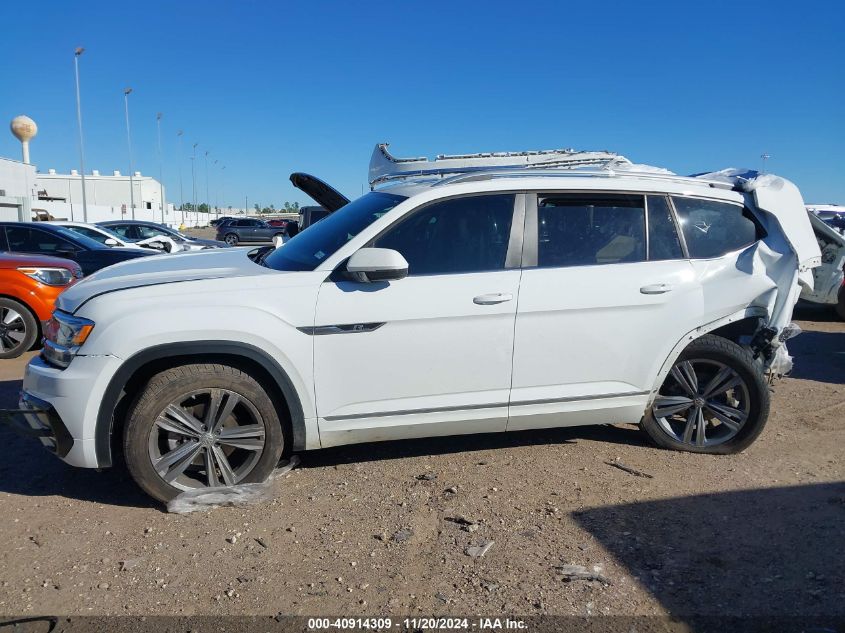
[0,307,27,354]
[652,359,751,448]
[147,388,267,491]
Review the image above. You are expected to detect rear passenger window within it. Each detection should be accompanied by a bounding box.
[538,194,645,267]
[647,195,684,260]
[671,197,760,259]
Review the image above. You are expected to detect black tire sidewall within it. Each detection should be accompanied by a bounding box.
[225,233,238,245]
[124,365,284,503]
[0,298,38,359]
[643,335,770,454]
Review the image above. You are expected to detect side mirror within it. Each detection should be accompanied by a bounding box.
[346,248,408,283]
[104,238,119,246]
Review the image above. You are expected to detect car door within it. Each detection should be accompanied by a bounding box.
[313,193,525,447]
[508,192,703,431]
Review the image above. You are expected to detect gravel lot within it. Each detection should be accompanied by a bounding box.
[0,305,842,624]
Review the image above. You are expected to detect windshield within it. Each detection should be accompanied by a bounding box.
[263,192,407,271]
[65,224,123,245]
[54,227,108,250]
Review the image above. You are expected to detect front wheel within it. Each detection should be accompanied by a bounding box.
[0,298,37,359]
[123,364,284,503]
[641,335,770,454]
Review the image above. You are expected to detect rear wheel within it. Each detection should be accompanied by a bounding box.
[642,335,769,454]
[224,233,239,246]
[123,364,284,503]
[0,298,38,359]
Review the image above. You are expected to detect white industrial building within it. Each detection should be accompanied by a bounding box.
[37,168,165,213]
[0,157,36,221]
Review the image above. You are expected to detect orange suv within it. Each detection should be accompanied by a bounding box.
[0,253,83,359]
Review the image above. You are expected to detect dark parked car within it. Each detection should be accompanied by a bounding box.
[215,218,287,245]
[0,222,157,276]
[99,220,227,251]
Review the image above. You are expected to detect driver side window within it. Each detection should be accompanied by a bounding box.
[374,194,515,276]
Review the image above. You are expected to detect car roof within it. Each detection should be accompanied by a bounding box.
[375,169,745,205]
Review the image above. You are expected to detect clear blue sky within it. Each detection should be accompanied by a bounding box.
[2,0,843,208]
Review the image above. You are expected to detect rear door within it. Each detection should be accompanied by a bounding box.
[313,193,525,447]
[508,192,702,431]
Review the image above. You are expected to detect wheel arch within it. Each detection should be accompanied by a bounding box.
[95,341,306,468]
[647,307,768,407]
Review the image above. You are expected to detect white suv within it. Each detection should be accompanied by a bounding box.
[13,146,821,503]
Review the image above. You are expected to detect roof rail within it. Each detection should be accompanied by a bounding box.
[368,143,626,187]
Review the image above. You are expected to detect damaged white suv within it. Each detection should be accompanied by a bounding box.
[11,145,820,503]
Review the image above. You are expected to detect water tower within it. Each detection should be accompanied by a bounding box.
[10,115,37,164]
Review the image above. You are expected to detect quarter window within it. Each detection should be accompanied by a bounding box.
[374,194,515,276]
[647,195,684,260]
[537,194,645,267]
[671,197,760,259]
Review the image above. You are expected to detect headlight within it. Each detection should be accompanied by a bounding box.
[42,311,95,369]
[18,267,75,286]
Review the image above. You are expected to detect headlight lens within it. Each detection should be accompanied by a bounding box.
[18,267,76,286]
[42,311,95,368]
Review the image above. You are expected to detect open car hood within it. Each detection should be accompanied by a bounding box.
[289,173,350,212]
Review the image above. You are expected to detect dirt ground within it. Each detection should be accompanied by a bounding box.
[0,304,842,625]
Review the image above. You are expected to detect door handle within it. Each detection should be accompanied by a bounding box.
[640,283,673,295]
[473,293,513,305]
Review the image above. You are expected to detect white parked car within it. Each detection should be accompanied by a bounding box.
[50,221,172,253]
[11,145,820,503]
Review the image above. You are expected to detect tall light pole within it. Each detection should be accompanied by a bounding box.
[123,88,135,219]
[73,48,89,222]
[191,143,198,227]
[204,150,210,222]
[221,165,226,212]
[177,130,185,226]
[213,159,219,212]
[156,112,165,224]
[761,153,771,175]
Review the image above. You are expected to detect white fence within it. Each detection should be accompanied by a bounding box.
[32,201,232,228]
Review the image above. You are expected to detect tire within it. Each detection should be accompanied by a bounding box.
[641,334,770,454]
[0,298,38,359]
[224,233,239,246]
[123,363,284,503]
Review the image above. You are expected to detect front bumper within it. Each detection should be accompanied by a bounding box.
[0,392,75,458]
[19,353,123,468]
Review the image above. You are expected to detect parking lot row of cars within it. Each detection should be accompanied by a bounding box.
[0,219,232,359]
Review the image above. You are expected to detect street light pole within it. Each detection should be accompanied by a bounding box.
[761,153,771,175]
[73,47,89,222]
[204,150,210,222]
[177,130,184,226]
[123,88,135,220]
[191,143,198,227]
[156,112,165,224]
